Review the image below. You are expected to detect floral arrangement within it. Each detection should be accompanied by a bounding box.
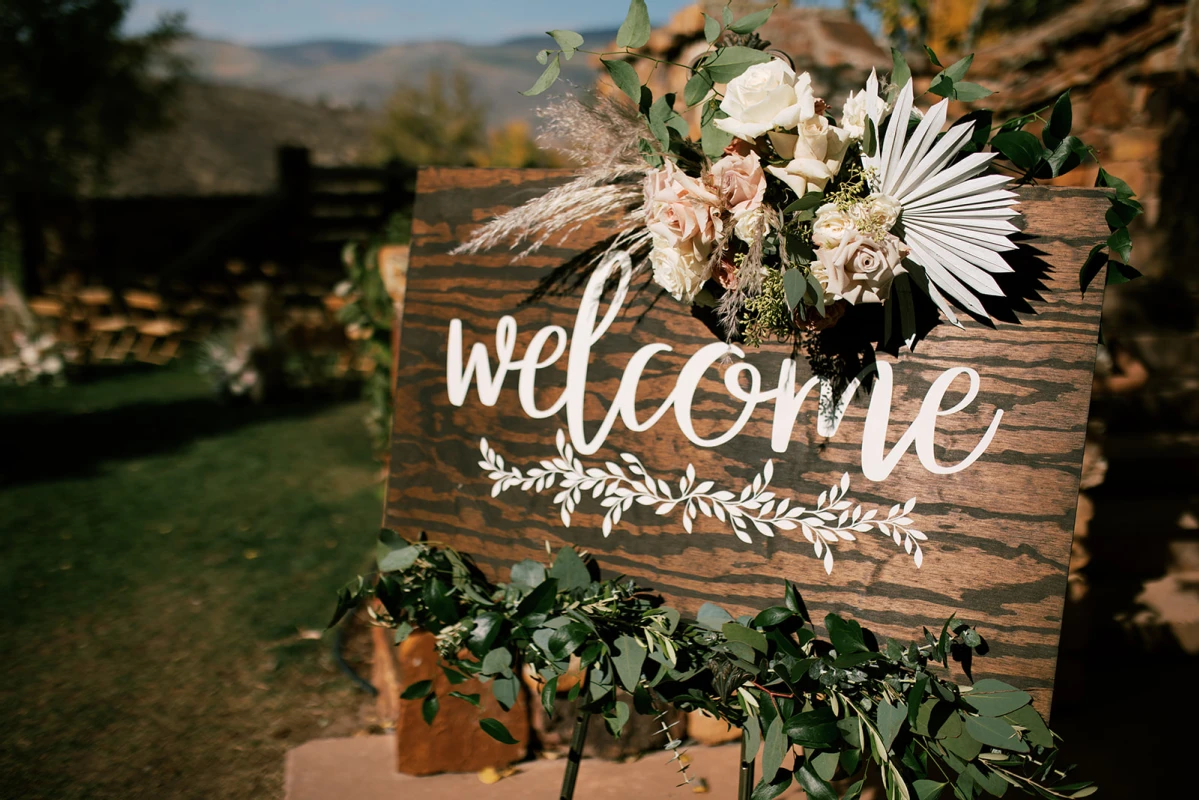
[457,1,1140,358]
[332,536,1097,799]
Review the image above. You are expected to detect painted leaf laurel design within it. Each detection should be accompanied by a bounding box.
[477,431,927,574]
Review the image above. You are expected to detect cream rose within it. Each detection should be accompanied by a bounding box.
[765,117,851,198]
[817,230,910,305]
[643,162,722,247]
[733,207,769,244]
[811,203,853,248]
[841,78,890,140]
[649,236,713,303]
[850,192,902,233]
[715,61,816,141]
[710,150,766,219]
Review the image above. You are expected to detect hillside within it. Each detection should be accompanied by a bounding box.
[174,31,616,123]
[97,82,377,197]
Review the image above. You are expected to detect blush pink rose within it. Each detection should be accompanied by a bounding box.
[709,150,767,220]
[643,162,722,247]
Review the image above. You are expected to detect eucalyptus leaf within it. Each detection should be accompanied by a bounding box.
[449,691,480,707]
[723,622,768,654]
[493,674,520,711]
[782,268,807,312]
[605,700,631,737]
[616,0,651,49]
[703,13,721,44]
[603,59,642,105]
[761,715,786,782]
[698,602,734,631]
[509,559,546,589]
[914,779,947,800]
[377,543,419,573]
[810,750,840,782]
[703,46,773,84]
[684,70,715,107]
[965,715,1028,752]
[549,546,590,591]
[729,7,773,34]
[548,29,584,59]
[481,647,512,676]
[521,54,560,97]
[952,81,993,102]
[702,114,736,159]
[961,679,1031,717]
[876,698,906,753]
[612,634,647,691]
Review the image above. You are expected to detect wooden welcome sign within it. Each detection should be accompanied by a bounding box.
[386,167,1109,703]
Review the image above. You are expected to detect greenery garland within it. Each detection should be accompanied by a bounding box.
[331,532,1095,800]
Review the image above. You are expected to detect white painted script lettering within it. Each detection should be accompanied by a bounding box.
[444,251,1003,478]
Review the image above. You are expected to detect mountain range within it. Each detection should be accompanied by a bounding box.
[175,30,617,124]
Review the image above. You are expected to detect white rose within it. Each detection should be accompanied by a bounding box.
[714,61,816,141]
[649,237,713,303]
[817,230,910,305]
[765,118,851,197]
[733,207,769,244]
[851,192,902,232]
[812,203,853,248]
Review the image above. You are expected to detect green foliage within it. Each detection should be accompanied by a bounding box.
[522,1,775,171]
[980,89,1141,292]
[337,212,410,455]
[337,536,1095,798]
[372,72,487,165]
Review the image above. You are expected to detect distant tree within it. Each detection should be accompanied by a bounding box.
[371,72,558,169]
[0,0,188,294]
[371,72,488,167]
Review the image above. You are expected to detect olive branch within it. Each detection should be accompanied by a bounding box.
[478,430,927,574]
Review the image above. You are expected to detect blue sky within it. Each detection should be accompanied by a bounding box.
[127,0,702,44]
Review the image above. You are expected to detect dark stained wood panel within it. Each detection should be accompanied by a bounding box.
[386,167,1110,709]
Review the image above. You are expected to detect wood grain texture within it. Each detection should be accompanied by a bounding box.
[387,167,1110,710]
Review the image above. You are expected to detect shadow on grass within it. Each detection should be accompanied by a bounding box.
[0,389,350,487]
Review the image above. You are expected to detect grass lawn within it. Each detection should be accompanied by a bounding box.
[1,366,383,799]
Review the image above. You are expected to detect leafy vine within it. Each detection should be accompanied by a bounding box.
[331,537,1097,799]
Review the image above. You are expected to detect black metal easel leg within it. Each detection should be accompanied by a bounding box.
[559,678,592,800]
[738,732,755,800]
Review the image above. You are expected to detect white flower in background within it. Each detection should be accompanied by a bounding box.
[649,236,712,303]
[862,79,1020,320]
[733,207,769,244]
[840,68,890,140]
[766,115,851,197]
[643,161,722,247]
[715,61,816,141]
[812,204,853,248]
[851,192,903,232]
[817,230,910,305]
